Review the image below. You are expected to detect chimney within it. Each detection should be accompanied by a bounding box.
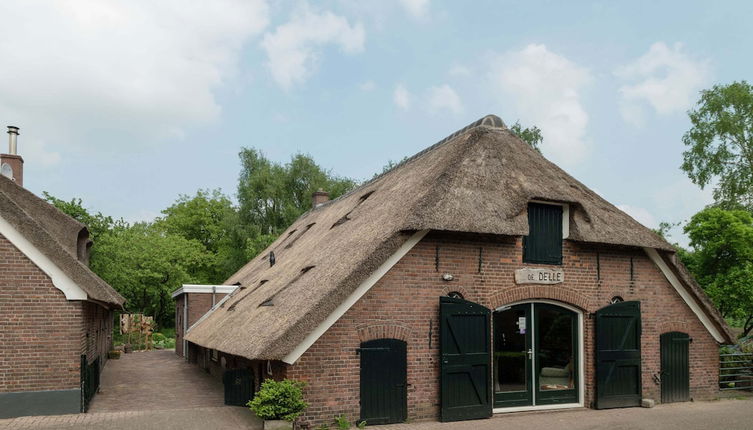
[0,126,23,186]
[312,189,329,208]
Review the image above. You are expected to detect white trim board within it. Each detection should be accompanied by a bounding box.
[282,229,430,364]
[171,284,238,298]
[493,403,582,414]
[0,214,87,301]
[644,247,725,343]
[186,291,235,333]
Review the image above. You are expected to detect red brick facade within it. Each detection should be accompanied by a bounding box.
[175,291,228,357]
[0,234,113,394]
[283,232,720,426]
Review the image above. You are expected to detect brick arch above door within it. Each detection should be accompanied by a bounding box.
[490,286,591,312]
[357,323,412,343]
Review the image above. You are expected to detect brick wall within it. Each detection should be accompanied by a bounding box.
[81,301,113,369]
[286,232,720,426]
[176,292,228,358]
[0,234,83,393]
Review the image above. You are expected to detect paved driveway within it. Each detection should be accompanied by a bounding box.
[381,398,753,430]
[89,349,226,412]
[0,352,750,430]
[0,350,261,430]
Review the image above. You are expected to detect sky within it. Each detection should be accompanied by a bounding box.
[1,0,751,247]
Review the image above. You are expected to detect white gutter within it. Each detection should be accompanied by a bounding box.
[282,229,430,364]
[644,247,725,343]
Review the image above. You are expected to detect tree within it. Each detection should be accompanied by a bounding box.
[510,121,543,153]
[681,81,753,210]
[156,189,243,283]
[236,149,357,259]
[43,192,126,241]
[91,223,211,327]
[684,207,753,336]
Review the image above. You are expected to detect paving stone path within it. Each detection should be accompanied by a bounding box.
[0,349,261,430]
[0,350,750,430]
[89,349,226,412]
[380,397,753,430]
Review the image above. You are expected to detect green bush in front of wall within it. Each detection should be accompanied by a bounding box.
[247,379,308,422]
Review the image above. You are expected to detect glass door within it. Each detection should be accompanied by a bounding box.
[534,304,578,405]
[493,304,532,407]
[493,303,579,409]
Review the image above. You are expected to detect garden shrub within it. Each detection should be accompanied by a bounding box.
[247,379,308,422]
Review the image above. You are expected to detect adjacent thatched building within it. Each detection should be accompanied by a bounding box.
[0,128,124,418]
[183,115,733,426]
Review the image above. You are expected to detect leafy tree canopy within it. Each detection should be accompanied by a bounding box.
[510,121,543,153]
[237,149,357,258]
[155,189,244,283]
[684,207,753,336]
[42,192,126,240]
[91,223,211,327]
[682,81,753,210]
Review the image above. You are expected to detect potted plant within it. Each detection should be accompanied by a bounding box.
[248,379,308,430]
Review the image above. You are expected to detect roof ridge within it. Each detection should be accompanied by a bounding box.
[314,114,507,210]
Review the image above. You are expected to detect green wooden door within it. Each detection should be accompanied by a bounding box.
[595,301,642,409]
[223,368,253,406]
[359,338,407,425]
[660,332,690,403]
[440,296,492,422]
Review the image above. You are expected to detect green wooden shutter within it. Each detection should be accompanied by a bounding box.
[523,203,563,265]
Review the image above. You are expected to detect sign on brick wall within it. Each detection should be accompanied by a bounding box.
[514,267,564,284]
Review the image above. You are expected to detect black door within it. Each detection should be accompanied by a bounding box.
[223,368,253,406]
[595,301,642,409]
[440,296,492,422]
[359,338,407,425]
[660,332,690,403]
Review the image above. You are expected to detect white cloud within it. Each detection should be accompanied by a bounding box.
[359,80,377,91]
[489,44,592,166]
[427,84,463,114]
[398,0,429,18]
[616,204,658,229]
[616,42,710,126]
[448,64,472,77]
[0,0,269,159]
[393,84,412,110]
[261,5,365,90]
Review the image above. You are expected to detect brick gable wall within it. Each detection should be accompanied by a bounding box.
[0,234,82,393]
[286,232,720,426]
[0,233,113,395]
[176,292,228,358]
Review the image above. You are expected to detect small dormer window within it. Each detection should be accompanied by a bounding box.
[523,202,563,265]
[1,163,12,180]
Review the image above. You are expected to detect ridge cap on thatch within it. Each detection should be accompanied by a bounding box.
[312,114,508,213]
[0,175,124,308]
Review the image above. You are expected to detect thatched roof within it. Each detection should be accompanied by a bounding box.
[0,175,124,307]
[185,115,733,359]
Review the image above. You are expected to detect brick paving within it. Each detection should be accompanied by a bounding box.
[88,349,226,412]
[0,349,261,429]
[380,398,753,430]
[0,351,749,430]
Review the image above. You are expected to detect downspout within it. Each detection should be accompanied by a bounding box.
[183,295,188,358]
